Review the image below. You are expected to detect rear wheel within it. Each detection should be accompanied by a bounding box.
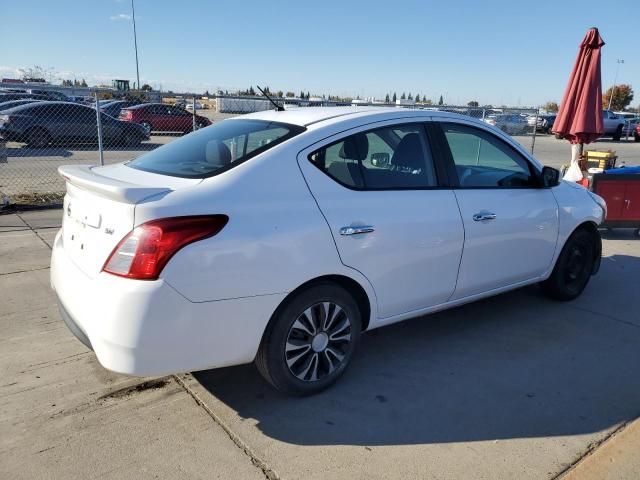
[120,130,141,147]
[612,125,622,141]
[541,228,597,301]
[634,131,639,142]
[256,283,361,395]
[26,127,51,148]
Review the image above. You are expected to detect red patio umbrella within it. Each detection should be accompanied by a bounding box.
[552,27,605,181]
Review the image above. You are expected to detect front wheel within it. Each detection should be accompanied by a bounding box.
[541,228,597,301]
[256,283,362,395]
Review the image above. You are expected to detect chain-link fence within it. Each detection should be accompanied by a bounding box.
[0,94,539,207]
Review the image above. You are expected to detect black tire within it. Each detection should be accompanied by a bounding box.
[120,130,141,147]
[256,283,362,395]
[26,127,51,148]
[612,125,622,141]
[541,228,597,301]
[634,131,639,143]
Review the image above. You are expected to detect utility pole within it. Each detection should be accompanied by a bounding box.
[607,59,624,110]
[131,0,140,90]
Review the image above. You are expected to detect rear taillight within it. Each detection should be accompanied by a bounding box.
[102,215,228,280]
[120,110,132,120]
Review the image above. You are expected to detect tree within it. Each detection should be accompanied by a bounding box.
[286,91,295,98]
[408,93,413,100]
[306,91,310,99]
[140,83,152,91]
[19,65,53,83]
[438,95,444,105]
[603,84,634,111]
[467,100,479,107]
[61,79,72,87]
[392,92,397,102]
[424,98,433,105]
[401,92,406,100]
[248,86,256,96]
[80,78,88,87]
[299,90,305,99]
[542,101,559,113]
[276,90,283,97]
[385,93,390,103]
[415,94,420,103]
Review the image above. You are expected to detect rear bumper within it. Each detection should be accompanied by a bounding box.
[50,230,285,376]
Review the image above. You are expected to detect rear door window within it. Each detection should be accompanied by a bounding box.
[308,124,437,189]
[128,119,305,178]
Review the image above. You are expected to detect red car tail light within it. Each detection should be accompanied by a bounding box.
[103,215,229,280]
[120,110,133,120]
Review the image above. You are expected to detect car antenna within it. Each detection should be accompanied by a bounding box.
[256,85,284,111]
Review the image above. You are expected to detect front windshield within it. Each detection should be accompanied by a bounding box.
[128,119,305,178]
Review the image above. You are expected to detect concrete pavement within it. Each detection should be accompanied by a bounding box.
[1,208,639,479]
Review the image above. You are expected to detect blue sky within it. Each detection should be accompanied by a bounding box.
[1,0,637,106]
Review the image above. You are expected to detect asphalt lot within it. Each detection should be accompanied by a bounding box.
[1,115,639,200]
[1,209,639,479]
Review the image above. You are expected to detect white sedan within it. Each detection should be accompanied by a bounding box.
[51,107,606,395]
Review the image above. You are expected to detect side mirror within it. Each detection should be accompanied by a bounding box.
[540,166,560,187]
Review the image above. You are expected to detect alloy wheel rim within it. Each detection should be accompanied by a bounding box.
[285,302,352,382]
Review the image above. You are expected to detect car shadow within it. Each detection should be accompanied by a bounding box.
[600,228,640,241]
[194,253,640,446]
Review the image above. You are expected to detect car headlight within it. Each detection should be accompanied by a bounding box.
[588,191,607,221]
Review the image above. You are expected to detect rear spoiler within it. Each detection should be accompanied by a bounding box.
[58,165,171,204]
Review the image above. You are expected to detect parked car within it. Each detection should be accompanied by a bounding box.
[0,99,43,112]
[483,114,529,134]
[528,114,556,133]
[0,92,49,102]
[185,102,204,110]
[119,103,211,134]
[601,110,626,140]
[621,117,639,137]
[27,90,71,102]
[0,101,149,147]
[51,107,605,395]
[100,100,143,118]
[635,123,640,142]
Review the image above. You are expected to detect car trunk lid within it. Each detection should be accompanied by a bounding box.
[59,163,201,278]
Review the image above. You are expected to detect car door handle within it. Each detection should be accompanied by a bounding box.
[340,225,375,236]
[472,212,497,222]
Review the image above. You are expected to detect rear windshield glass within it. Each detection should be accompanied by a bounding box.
[128,119,305,178]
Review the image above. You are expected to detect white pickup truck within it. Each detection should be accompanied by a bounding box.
[602,110,626,140]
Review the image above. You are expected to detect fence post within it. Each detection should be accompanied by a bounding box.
[192,97,197,131]
[94,93,104,166]
[530,108,539,155]
[481,108,486,121]
[0,139,7,164]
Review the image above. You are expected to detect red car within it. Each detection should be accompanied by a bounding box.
[636,123,640,142]
[119,103,211,134]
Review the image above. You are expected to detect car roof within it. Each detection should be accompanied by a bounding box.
[1,101,89,113]
[237,106,487,128]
